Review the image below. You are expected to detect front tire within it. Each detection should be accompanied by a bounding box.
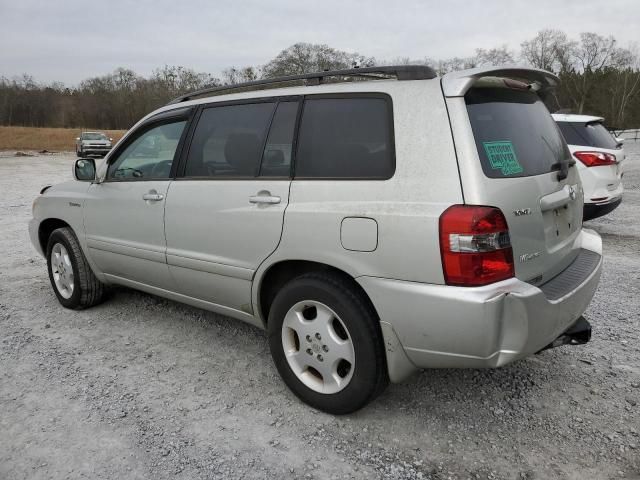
[268,272,388,414]
[46,227,106,309]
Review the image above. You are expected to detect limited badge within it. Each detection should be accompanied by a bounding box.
[483,141,524,176]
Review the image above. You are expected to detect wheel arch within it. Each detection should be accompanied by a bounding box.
[255,258,418,383]
[255,259,378,329]
[38,218,72,253]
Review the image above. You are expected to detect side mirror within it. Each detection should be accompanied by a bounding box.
[73,158,96,181]
[109,137,113,142]
[76,137,80,141]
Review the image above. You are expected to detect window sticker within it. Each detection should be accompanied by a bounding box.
[482,141,523,176]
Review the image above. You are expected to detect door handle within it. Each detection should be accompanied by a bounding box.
[540,184,577,211]
[249,193,281,205]
[142,192,164,202]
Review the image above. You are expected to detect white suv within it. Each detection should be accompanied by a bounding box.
[553,114,625,220]
[30,66,602,413]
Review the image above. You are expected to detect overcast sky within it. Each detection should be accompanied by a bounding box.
[1,0,638,85]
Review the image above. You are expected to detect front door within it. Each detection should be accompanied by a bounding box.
[84,117,189,290]
[164,100,299,313]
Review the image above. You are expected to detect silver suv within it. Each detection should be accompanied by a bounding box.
[30,66,602,414]
[76,131,113,157]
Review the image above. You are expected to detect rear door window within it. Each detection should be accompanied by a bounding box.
[556,121,618,149]
[466,88,570,178]
[295,96,394,179]
[260,101,298,177]
[184,102,275,178]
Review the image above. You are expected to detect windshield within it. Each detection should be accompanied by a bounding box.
[556,121,618,149]
[466,87,570,178]
[82,133,108,140]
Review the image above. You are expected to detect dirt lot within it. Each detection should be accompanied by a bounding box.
[0,126,126,152]
[1,147,639,480]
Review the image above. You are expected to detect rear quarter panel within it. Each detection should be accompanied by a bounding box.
[253,80,463,315]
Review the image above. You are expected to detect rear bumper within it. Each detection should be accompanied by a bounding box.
[583,196,622,221]
[358,229,602,381]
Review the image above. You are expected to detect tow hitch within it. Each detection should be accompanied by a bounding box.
[538,317,592,353]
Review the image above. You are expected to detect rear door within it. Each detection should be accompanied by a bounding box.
[444,73,583,285]
[163,99,298,313]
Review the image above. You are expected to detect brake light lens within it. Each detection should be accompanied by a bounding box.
[439,205,514,286]
[573,151,617,167]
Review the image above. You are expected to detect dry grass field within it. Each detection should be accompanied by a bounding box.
[0,126,126,152]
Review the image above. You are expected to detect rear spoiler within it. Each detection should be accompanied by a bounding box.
[441,65,559,98]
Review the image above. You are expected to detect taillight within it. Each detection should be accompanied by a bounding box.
[573,151,616,167]
[439,205,514,286]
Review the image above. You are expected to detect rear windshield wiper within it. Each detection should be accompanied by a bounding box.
[551,159,576,181]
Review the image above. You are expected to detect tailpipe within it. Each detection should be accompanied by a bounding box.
[538,317,592,353]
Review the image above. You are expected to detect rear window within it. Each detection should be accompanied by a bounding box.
[556,121,618,150]
[466,88,570,178]
[295,97,394,179]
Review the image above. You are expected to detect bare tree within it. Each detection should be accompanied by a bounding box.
[426,57,475,76]
[606,47,640,126]
[521,29,574,72]
[473,46,515,67]
[559,33,628,113]
[262,43,375,78]
[221,66,260,85]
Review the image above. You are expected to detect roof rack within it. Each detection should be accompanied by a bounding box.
[166,65,437,105]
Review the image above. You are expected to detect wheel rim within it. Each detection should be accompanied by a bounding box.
[50,243,74,299]
[281,300,355,394]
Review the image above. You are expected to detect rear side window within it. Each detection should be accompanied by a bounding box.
[184,102,275,178]
[295,97,394,179]
[556,121,618,149]
[466,88,570,178]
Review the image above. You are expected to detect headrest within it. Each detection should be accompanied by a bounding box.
[263,149,285,166]
[224,133,261,175]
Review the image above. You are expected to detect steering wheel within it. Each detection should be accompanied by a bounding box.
[150,160,172,178]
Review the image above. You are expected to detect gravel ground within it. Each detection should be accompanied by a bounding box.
[1,147,639,480]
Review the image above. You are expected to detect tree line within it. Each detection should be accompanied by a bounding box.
[1,29,639,130]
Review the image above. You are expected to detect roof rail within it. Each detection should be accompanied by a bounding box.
[166,65,437,105]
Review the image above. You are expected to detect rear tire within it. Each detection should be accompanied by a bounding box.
[268,272,388,414]
[46,227,106,309]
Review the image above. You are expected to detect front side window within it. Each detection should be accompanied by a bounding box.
[107,121,187,180]
[184,102,276,178]
[295,97,394,179]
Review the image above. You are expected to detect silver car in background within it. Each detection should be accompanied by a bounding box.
[75,131,113,157]
[31,65,602,413]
